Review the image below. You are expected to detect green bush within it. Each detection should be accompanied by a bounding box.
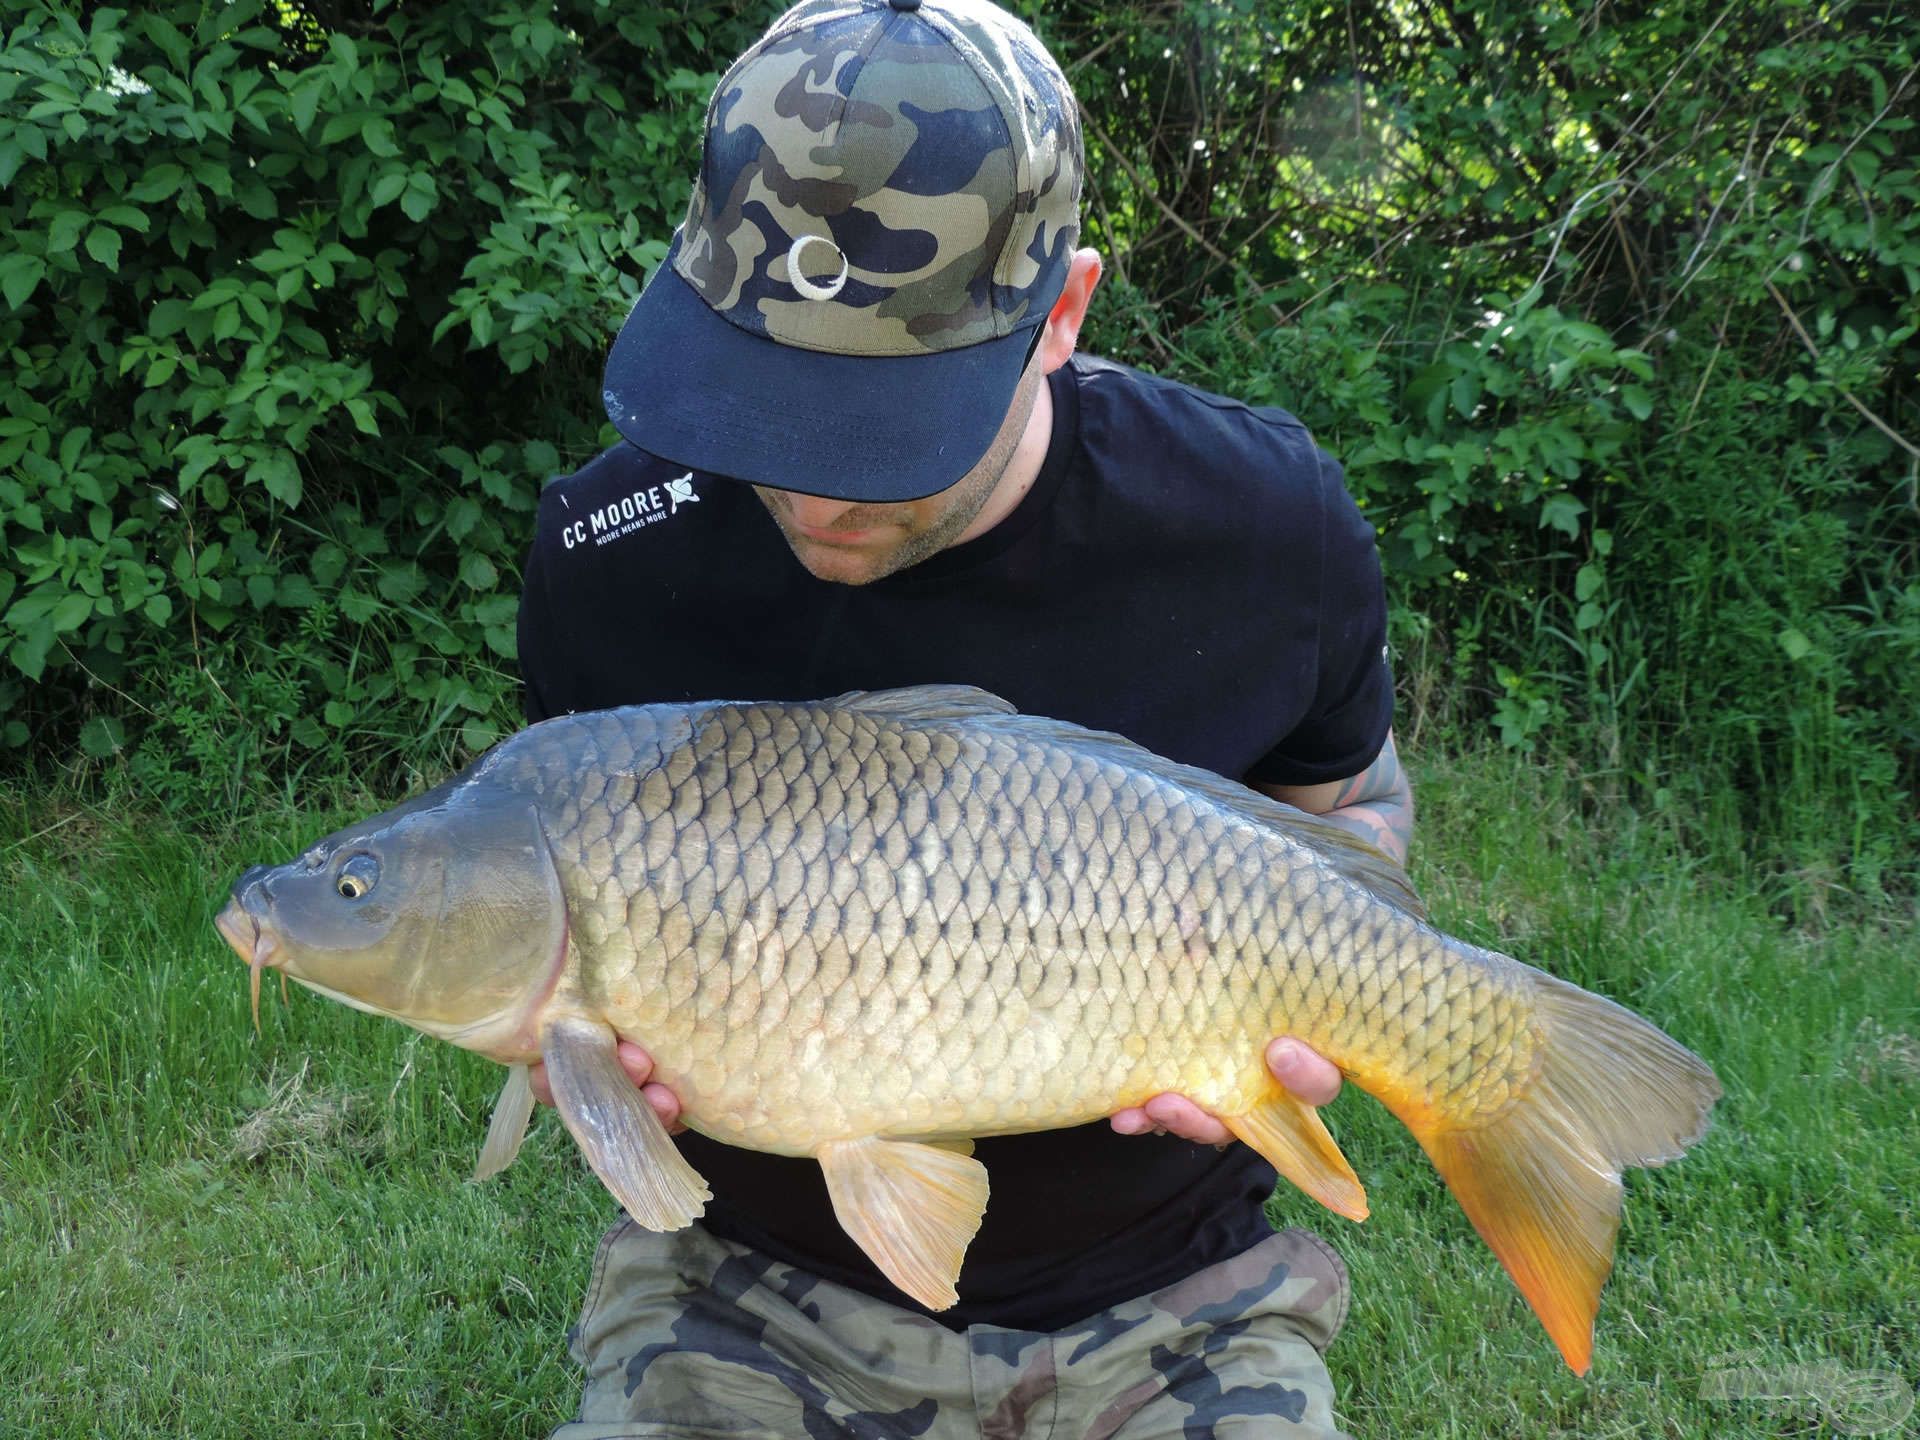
[4,0,1916,899]
[1058,0,1920,900]
[0,0,768,807]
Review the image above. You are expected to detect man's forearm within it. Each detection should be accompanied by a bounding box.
[1254,730,1414,865]
[1315,738,1414,862]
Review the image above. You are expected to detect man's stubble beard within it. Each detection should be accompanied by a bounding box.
[754,362,1044,586]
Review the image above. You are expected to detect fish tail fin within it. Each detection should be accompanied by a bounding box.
[1399,970,1720,1374]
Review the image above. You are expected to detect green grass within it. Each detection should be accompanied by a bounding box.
[2,749,1914,1438]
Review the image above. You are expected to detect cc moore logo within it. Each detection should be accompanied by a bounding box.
[559,473,699,551]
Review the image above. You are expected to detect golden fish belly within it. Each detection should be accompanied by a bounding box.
[545,701,1536,1156]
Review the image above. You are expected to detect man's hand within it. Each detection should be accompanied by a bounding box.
[528,1039,688,1134]
[1110,1038,1342,1143]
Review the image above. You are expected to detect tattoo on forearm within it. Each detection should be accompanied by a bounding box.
[1325,736,1413,863]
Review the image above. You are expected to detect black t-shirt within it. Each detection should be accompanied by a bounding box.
[516,353,1393,1332]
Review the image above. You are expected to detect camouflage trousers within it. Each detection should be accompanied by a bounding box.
[550,1220,1355,1439]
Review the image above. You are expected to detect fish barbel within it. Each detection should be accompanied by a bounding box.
[214,686,1719,1371]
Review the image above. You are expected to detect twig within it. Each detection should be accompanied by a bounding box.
[1080,106,1285,328]
[1797,61,1920,247]
[1765,279,1920,470]
[0,810,86,857]
[1529,179,1627,293]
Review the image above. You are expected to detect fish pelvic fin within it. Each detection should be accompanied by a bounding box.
[1225,1088,1369,1223]
[1405,970,1721,1374]
[473,1063,535,1182]
[541,1019,710,1230]
[817,1136,989,1312]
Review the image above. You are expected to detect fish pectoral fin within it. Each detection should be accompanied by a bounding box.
[541,1019,710,1231]
[924,1137,975,1157]
[817,1136,989,1312]
[1225,1089,1369,1223]
[473,1063,535,1182]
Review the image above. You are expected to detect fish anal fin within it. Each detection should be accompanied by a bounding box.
[541,1019,710,1230]
[1400,969,1721,1375]
[817,1136,989,1311]
[1225,1089,1368,1223]
[473,1063,535,1182]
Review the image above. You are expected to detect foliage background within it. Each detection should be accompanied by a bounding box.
[2,0,1916,904]
[3,4,1916,1436]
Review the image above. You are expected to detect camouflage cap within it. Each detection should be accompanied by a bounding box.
[602,0,1084,502]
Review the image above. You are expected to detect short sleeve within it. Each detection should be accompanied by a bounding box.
[1245,454,1393,786]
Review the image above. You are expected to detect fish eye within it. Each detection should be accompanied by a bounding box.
[336,854,380,900]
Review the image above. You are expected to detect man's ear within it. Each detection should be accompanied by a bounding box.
[1037,249,1103,375]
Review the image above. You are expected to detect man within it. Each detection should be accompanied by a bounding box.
[516,1,1412,1433]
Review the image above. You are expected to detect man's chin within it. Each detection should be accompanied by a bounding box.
[789,542,898,586]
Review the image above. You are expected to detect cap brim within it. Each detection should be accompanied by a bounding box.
[602,234,1041,503]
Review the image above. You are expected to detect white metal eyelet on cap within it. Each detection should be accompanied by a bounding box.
[788,233,849,301]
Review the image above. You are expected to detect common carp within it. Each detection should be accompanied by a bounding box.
[214,686,1719,1372]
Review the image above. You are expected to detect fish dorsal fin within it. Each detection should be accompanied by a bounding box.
[817,689,1422,921]
[827,685,1018,723]
[1174,772,1426,923]
[960,710,1426,923]
[817,1136,989,1311]
[473,1063,536,1182]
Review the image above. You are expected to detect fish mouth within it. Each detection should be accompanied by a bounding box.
[215,893,282,1032]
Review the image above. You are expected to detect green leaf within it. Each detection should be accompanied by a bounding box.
[362,117,400,157]
[445,496,482,541]
[290,80,322,134]
[399,172,435,222]
[319,112,365,145]
[51,593,94,633]
[250,450,302,508]
[1777,628,1813,661]
[129,164,186,203]
[369,169,408,208]
[1619,384,1653,421]
[276,573,319,607]
[340,588,380,623]
[79,714,127,758]
[459,553,497,590]
[0,255,46,309]
[1574,563,1604,602]
[1538,493,1586,538]
[97,204,151,233]
[84,227,123,271]
[48,210,88,254]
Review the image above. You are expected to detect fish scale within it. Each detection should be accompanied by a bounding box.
[219,685,1719,1372]
[530,701,1482,1149]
